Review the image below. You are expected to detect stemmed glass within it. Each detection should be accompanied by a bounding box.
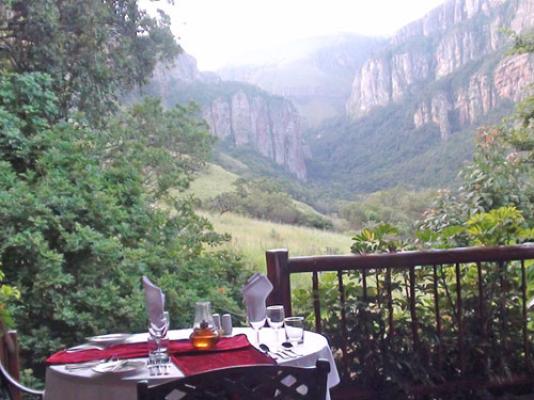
[266,305,285,348]
[247,307,266,345]
[149,311,169,364]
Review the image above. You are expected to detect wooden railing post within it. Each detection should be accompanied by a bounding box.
[266,249,292,316]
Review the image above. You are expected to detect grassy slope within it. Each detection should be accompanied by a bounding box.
[202,210,352,276]
[187,162,352,276]
[189,160,331,217]
[188,163,239,201]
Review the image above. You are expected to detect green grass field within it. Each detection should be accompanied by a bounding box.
[188,162,332,219]
[202,211,353,273]
[186,163,353,288]
[188,163,239,201]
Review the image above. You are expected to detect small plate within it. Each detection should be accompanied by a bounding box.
[92,360,145,374]
[86,333,131,345]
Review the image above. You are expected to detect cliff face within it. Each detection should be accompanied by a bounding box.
[148,53,307,180]
[346,0,534,137]
[219,34,382,128]
[202,90,306,180]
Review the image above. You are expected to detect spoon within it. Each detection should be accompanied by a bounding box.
[281,342,303,356]
[259,343,291,359]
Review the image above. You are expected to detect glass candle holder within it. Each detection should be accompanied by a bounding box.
[190,301,219,350]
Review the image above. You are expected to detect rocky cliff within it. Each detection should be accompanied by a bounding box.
[219,34,383,128]
[147,53,307,180]
[346,0,534,138]
[201,89,306,180]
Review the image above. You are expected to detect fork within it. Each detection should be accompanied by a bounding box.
[64,357,111,370]
[66,344,105,352]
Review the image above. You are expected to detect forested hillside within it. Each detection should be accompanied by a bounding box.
[307,0,534,192]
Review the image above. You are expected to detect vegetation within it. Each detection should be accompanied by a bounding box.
[0,0,179,124]
[146,80,283,109]
[0,0,248,381]
[185,163,239,202]
[340,187,435,235]
[207,178,334,230]
[294,35,534,399]
[203,210,352,277]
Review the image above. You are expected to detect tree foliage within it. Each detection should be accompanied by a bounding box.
[294,35,534,398]
[0,73,247,377]
[0,0,179,123]
[340,187,435,236]
[207,178,334,230]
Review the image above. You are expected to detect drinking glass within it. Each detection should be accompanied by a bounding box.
[247,306,266,345]
[266,305,285,346]
[148,311,169,364]
[284,316,304,344]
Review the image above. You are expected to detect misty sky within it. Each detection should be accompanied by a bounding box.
[145,0,447,70]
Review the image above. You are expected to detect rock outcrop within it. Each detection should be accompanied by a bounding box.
[346,0,534,137]
[148,52,307,180]
[202,91,306,180]
[219,34,383,128]
[152,52,220,85]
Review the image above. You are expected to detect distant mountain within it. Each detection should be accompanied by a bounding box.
[141,52,307,180]
[219,34,384,127]
[346,0,534,137]
[308,0,534,193]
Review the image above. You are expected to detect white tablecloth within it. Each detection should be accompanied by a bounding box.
[45,327,340,400]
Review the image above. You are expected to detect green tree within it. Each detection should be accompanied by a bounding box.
[0,0,179,123]
[208,178,334,229]
[0,73,246,378]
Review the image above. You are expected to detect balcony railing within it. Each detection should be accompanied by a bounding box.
[266,244,534,399]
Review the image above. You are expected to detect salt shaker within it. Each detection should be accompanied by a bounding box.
[212,313,221,331]
[221,314,233,336]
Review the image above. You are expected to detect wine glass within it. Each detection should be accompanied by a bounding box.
[247,306,266,345]
[149,311,169,364]
[266,305,285,347]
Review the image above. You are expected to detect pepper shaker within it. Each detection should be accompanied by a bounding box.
[221,314,233,336]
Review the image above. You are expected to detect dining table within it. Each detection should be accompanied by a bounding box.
[44,327,340,400]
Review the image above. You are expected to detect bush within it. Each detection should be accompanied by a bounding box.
[0,73,247,378]
[207,178,334,230]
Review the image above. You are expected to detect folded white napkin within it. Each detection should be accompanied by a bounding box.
[242,274,273,322]
[142,276,165,327]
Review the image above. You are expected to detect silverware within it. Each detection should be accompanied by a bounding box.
[110,360,127,372]
[278,350,297,359]
[282,348,301,357]
[66,345,105,352]
[64,360,105,370]
[258,343,293,359]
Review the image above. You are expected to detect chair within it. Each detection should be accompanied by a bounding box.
[0,329,44,400]
[137,359,331,400]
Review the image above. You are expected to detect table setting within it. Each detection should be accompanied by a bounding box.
[43,274,340,400]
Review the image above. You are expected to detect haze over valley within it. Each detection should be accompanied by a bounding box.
[140,0,534,200]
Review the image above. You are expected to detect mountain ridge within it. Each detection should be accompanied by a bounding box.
[346,0,534,138]
[307,0,533,193]
[143,54,308,180]
[218,34,384,127]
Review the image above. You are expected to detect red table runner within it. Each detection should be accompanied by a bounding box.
[47,334,274,375]
[171,346,275,375]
